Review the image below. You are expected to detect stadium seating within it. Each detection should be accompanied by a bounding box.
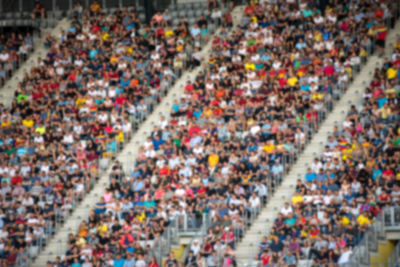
[257,7,399,267]
[1,0,398,266]
[51,0,399,266]
[0,1,219,266]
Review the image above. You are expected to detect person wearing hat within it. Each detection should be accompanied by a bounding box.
[190,240,201,256]
[221,226,235,248]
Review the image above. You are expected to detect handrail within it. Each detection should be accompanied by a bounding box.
[344,206,400,266]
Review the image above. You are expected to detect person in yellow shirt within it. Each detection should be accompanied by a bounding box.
[75,95,86,108]
[378,103,392,123]
[97,222,108,235]
[76,236,87,249]
[165,27,174,37]
[387,67,397,80]
[1,120,11,127]
[291,191,304,205]
[137,211,146,222]
[22,118,34,128]
[287,76,298,86]
[263,140,275,153]
[35,125,46,135]
[90,0,101,14]
[208,153,219,167]
[78,222,89,238]
[245,62,255,70]
[357,213,371,226]
[109,55,118,64]
[340,215,350,226]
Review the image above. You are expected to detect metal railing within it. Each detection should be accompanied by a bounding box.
[389,240,400,267]
[346,207,400,266]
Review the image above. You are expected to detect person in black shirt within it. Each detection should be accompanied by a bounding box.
[164,252,179,267]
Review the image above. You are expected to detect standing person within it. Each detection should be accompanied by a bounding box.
[222,244,236,267]
[32,1,45,19]
[376,23,388,56]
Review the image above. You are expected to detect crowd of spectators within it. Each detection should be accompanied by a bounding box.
[258,11,399,267]
[177,0,397,266]
[0,0,221,266]
[0,31,34,86]
[49,0,399,267]
[0,0,395,266]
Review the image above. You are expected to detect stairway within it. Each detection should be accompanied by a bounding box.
[370,240,395,266]
[234,19,400,267]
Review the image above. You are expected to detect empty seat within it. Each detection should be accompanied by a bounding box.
[187,10,195,18]
[169,3,177,11]
[139,13,145,22]
[12,12,21,19]
[99,158,110,171]
[41,20,48,28]
[170,10,178,18]
[194,9,202,18]
[49,18,57,28]
[67,10,73,19]
[28,246,39,259]
[179,3,188,10]
[23,19,32,27]
[188,17,196,26]
[186,3,195,10]
[193,2,202,9]
[172,18,180,27]
[56,10,63,19]
[178,10,186,18]
[209,23,216,33]
[15,19,23,26]
[21,12,30,18]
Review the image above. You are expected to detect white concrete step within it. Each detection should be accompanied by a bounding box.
[234,18,400,266]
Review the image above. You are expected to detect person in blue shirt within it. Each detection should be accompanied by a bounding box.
[316,169,328,182]
[300,80,310,91]
[152,135,164,151]
[123,253,136,267]
[133,178,144,192]
[190,24,201,37]
[305,168,316,182]
[372,164,382,181]
[295,38,307,50]
[113,254,125,267]
[94,197,106,214]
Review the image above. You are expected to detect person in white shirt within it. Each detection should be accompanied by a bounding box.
[280,202,293,216]
[158,116,168,129]
[338,246,352,264]
[249,192,261,213]
[311,158,323,173]
[190,240,201,256]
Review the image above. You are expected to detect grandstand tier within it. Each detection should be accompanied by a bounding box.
[0,0,399,267]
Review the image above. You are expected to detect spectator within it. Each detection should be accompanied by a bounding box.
[32,1,45,19]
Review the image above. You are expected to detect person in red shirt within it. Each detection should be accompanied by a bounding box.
[260,250,271,266]
[376,23,388,56]
[6,247,18,266]
[309,225,320,239]
[10,174,23,186]
[221,226,235,247]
